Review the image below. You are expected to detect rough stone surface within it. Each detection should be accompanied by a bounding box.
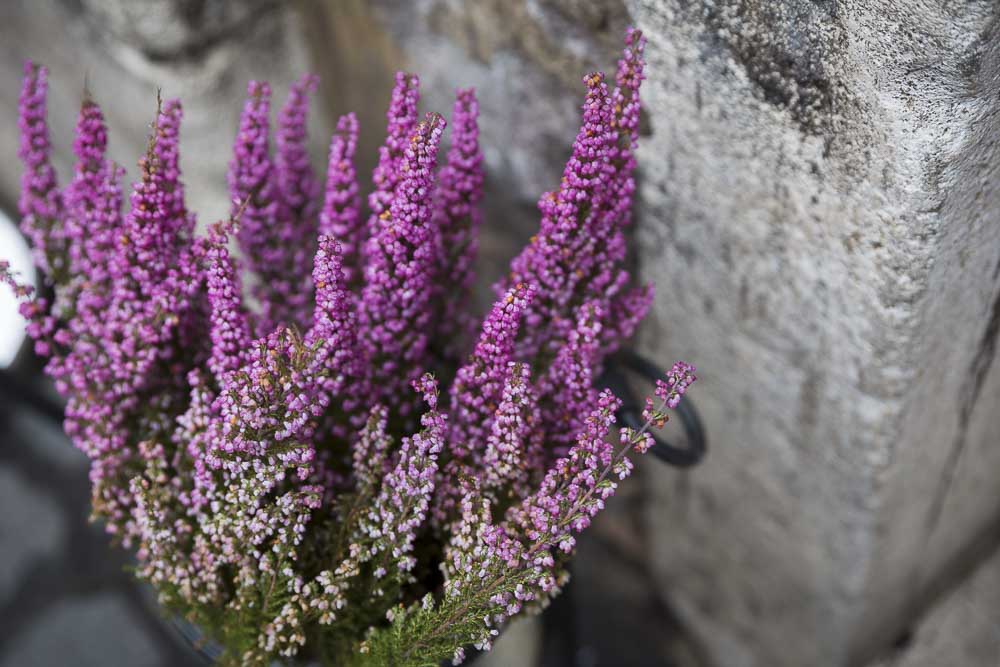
[79,0,274,59]
[873,542,1000,667]
[0,594,163,667]
[0,466,65,603]
[628,2,1000,665]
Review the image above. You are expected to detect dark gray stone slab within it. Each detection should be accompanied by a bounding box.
[0,594,164,667]
[8,411,87,474]
[0,467,65,604]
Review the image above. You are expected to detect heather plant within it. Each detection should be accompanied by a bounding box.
[2,29,697,667]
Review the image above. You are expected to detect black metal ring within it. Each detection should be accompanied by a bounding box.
[600,350,707,468]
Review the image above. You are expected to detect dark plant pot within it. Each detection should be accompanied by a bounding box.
[172,616,228,665]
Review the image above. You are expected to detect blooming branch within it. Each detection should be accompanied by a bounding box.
[3,29,697,667]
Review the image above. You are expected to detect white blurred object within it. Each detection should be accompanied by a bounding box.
[0,211,35,368]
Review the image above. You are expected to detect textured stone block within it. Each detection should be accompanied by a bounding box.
[628,2,1000,664]
[873,542,1000,667]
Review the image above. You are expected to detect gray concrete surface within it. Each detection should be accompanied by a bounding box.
[0,467,65,603]
[874,540,1000,667]
[1,594,164,667]
[629,3,1000,665]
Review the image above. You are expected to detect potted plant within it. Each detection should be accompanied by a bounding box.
[2,29,696,666]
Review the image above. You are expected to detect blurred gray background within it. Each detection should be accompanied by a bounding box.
[1,1,1000,666]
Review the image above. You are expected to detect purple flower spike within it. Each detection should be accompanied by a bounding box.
[276,73,320,218]
[274,74,322,328]
[57,97,120,381]
[434,282,535,524]
[114,97,192,322]
[537,301,604,459]
[449,282,535,460]
[481,362,539,500]
[153,98,193,243]
[367,72,420,237]
[229,81,285,334]
[431,88,484,357]
[642,360,697,436]
[351,406,392,490]
[358,374,446,583]
[358,112,446,416]
[60,159,123,395]
[64,98,109,279]
[657,361,697,409]
[319,113,363,285]
[18,62,65,279]
[499,70,617,364]
[603,26,646,226]
[205,220,252,386]
[613,28,647,166]
[307,234,369,432]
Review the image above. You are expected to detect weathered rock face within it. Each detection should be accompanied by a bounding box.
[628,3,1000,665]
[873,538,1000,667]
[1,1,999,665]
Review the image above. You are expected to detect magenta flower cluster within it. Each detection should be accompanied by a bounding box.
[3,29,696,667]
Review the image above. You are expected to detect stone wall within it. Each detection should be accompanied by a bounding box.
[873,537,1000,666]
[1,1,999,665]
[628,2,1000,665]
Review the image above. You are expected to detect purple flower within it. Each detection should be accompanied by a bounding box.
[434,282,535,524]
[274,73,322,328]
[481,361,540,500]
[657,361,697,409]
[366,72,420,235]
[275,74,321,218]
[306,234,369,434]
[18,62,65,279]
[430,88,484,358]
[64,98,108,278]
[319,113,363,285]
[3,28,695,666]
[361,374,446,576]
[205,219,253,385]
[228,81,289,334]
[358,112,447,417]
